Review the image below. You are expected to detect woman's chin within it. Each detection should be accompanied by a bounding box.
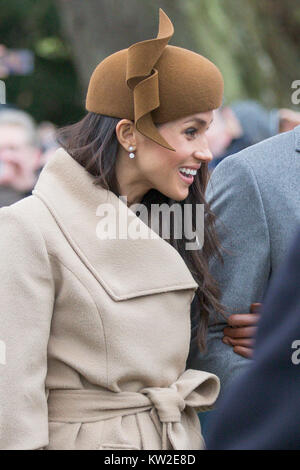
[160,187,189,201]
[173,194,188,202]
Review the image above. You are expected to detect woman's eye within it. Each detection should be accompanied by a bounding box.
[185,128,198,138]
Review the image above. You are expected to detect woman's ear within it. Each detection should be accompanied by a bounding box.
[115,119,137,151]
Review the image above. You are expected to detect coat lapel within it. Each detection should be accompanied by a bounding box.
[33,148,198,300]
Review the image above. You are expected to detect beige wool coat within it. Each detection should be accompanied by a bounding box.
[0,148,220,450]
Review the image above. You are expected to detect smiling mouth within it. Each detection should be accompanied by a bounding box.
[178,169,194,185]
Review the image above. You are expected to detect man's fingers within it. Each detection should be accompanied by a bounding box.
[250,302,262,313]
[223,303,261,357]
[227,313,260,327]
[223,325,257,338]
[233,345,253,359]
[223,336,254,348]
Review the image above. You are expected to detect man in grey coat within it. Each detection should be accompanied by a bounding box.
[188,124,300,402]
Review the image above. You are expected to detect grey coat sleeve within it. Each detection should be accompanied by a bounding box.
[187,154,271,400]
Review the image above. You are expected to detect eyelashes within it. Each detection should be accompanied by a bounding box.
[185,125,211,138]
[185,128,198,138]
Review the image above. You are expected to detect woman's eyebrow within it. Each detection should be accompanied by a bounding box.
[184,117,214,126]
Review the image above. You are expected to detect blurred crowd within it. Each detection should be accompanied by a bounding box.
[0,104,59,207]
[206,100,300,168]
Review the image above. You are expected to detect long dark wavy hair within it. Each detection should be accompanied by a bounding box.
[57,112,224,350]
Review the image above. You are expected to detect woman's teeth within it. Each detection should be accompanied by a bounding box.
[179,168,197,176]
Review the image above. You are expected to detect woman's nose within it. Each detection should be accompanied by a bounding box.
[193,148,213,163]
[193,135,213,162]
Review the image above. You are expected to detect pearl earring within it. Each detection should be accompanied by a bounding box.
[129,146,135,159]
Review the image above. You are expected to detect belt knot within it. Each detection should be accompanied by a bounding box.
[141,387,185,423]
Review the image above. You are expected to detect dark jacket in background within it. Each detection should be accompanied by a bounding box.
[206,227,300,450]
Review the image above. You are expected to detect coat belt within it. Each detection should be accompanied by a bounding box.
[47,369,220,450]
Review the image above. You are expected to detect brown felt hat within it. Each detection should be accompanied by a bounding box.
[86,9,224,151]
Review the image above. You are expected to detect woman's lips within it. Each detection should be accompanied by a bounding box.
[178,169,194,185]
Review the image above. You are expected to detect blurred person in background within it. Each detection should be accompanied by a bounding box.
[207,100,300,168]
[36,121,59,170]
[0,108,41,206]
[0,44,9,78]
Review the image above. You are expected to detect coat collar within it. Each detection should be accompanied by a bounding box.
[295,125,300,153]
[33,148,198,301]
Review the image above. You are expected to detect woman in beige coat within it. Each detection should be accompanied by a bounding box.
[0,10,225,450]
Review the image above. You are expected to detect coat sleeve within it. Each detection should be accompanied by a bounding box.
[188,154,271,398]
[0,203,54,450]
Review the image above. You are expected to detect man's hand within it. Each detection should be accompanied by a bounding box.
[222,303,261,359]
